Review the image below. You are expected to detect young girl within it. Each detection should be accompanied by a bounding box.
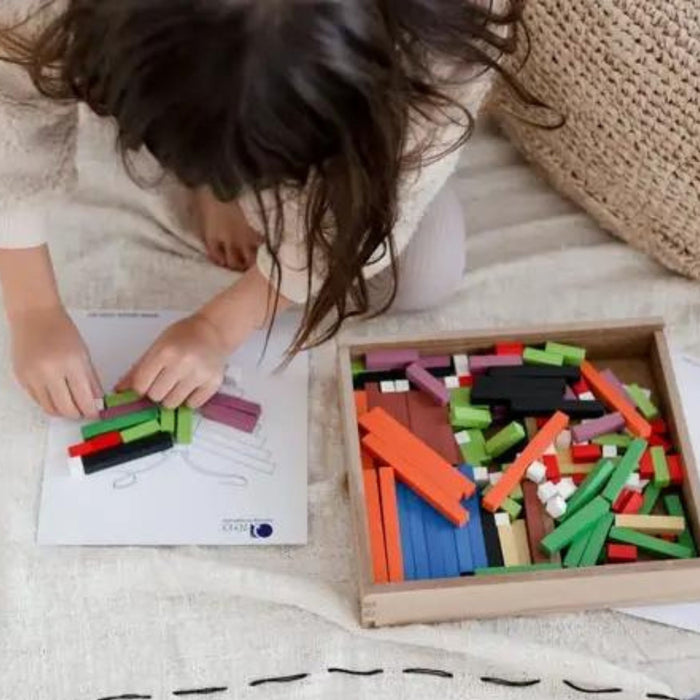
[0,0,531,419]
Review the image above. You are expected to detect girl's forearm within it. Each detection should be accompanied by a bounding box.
[0,245,62,321]
[197,265,293,352]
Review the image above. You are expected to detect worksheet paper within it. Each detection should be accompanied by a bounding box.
[618,352,700,633]
[37,310,309,545]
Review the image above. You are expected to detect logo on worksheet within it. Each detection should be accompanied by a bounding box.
[250,522,274,539]
[220,518,274,538]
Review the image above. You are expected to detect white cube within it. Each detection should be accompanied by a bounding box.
[537,480,558,504]
[494,512,511,527]
[625,473,642,492]
[67,456,85,479]
[556,477,577,501]
[642,387,652,399]
[555,429,572,450]
[544,442,557,455]
[380,380,396,393]
[546,495,567,519]
[489,472,503,486]
[453,354,470,377]
[526,460,547,484]
[579,391,596,401]
[94,397,105,412]
[473,466,489,486]
[394,379,410,393]
[639,479,650,491]
[602,445,618,458]
[454,430,470,446]
[443,376,460,389]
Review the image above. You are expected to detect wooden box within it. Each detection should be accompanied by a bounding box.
[338,319,700,627]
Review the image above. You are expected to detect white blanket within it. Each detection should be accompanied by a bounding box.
[2,118,700,700]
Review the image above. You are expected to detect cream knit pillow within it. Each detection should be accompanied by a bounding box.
[488,1,700,278]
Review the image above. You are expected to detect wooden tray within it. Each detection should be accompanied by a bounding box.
[338,319,700,627]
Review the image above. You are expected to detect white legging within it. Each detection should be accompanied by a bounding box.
[370,182,466,312]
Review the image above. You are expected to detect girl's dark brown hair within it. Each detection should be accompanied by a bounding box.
[1,0,542,353]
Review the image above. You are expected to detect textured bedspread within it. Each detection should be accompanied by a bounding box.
[2,118,700,699]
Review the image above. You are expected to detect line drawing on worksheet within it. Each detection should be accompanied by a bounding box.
[111,453,171,490]
[109,392,277,490]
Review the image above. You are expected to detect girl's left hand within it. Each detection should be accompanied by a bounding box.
[115,313,228,409]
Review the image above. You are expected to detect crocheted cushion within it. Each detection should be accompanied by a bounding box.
[488,2,700,278]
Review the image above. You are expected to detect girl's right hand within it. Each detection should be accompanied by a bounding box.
[9,306,103,419]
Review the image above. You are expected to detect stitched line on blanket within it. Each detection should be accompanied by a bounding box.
[327,668,384,676]
[172,688,228,696]
[563,680,622,694]
[92,671,676,696]
[248,673,309,687]
[402,667,453,678]
[481,677,541,687]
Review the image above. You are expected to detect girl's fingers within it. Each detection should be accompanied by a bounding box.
[224,241,239,270]
[243,245,256,268]
[25,383,44,411]
[215,243,228,267]
[33,382,59,417]
[147,367,180,404]
[67,367,100,418]
[128,352,166,397]
[25,384,38,404]
[206,238,225,267]
[48,377,82,420]
[186,380,220,410]
[114,369,134,393]
[88,364,104,400]
[161,377,200,410]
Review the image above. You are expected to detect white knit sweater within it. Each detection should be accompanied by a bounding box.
[0,0,495,303]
